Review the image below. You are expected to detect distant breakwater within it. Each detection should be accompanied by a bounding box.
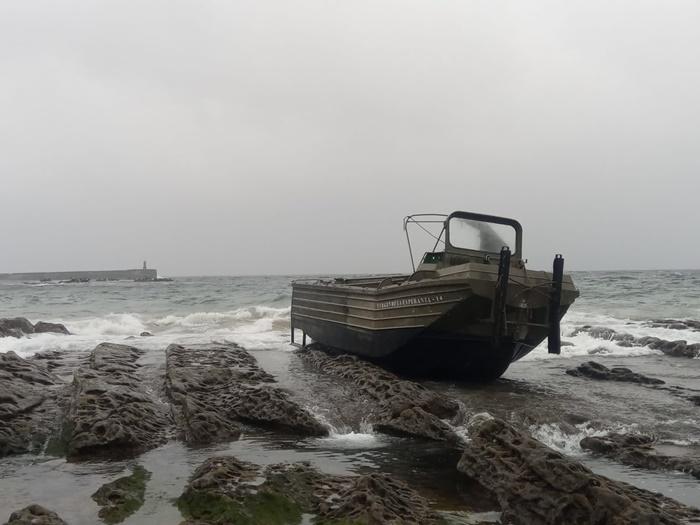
[0,269,157,281]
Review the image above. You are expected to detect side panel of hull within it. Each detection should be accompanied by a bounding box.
[294,315,423,358]
[294,313,540,379]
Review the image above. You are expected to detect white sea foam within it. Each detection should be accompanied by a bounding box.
[521,308,700,361]
[660,438,700,447]
[315,430,383,449]
[310,419,383,449]
[69,313,148,336]
[529,421,639,456]
[0,306,294,358]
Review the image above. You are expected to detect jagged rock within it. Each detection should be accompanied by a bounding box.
[3,505,67,525]
[34,322,70,335]
[166,343,325,443]
[92,465,151,523]
[581,433,700,480]
[0,351,63,457]
[299,347,461,442]
[566,361,665,385]
[67,342,170,458]
[0,317,35,338]
[0,318,71,338]
[572,325,700,358]
[457,416,700,524]
[178,456,441,524]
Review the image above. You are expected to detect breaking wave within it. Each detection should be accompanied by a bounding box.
[529,421,640,456]
[0,306,293,358]
[522,311,700,361]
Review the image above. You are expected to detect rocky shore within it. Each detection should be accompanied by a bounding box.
[2,336,700,524]
[573,325,700,358]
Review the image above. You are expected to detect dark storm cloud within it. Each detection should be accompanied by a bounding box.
[1,0,698,275]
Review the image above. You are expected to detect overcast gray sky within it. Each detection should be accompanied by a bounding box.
[1,1,698,275]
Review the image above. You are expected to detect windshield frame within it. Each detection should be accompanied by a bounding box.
[444,211,522,258]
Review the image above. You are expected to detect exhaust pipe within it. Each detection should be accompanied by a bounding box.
[548,254,564,354]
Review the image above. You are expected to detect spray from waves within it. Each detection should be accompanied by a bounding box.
[521,309,700,361]
[308,411,384,449]
[154,306,290,330]
[315,423,384,449]
[529,421,640,456]
[69,313,148,336]
[0,306,294,358]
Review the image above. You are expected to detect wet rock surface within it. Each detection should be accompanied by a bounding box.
[166,343,326,442]
[581,433,700,480]
[0,318,35,338]
[457,416,700,525]
[573,325,700,358]
[92,465,151,524]
[178,455,442,524]
[0,351,64,457]
[3,505,67,525]
[299,347,462,442]
[644,318,700,332]
[566,361,665,384]
[0,318,69,338]
[67,343,171,458]
[33,322,70,335]
[565,360,700,407]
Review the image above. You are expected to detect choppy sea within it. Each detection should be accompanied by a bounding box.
[2,271,700,360]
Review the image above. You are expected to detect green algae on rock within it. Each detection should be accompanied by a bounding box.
[91,465,151,524]
[177,457,302,525]
[3,504,67,525]
[178,456,442,525]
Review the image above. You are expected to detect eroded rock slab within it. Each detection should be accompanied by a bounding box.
[178,455,441,525]
[166,343,326,443]
[67,343,170,458]
[566,361,665,385]
[3,505,67,525]
[581,433,700,480]
[457,416,700,524]
[92,465,151,524]
[299,347,462,442]
[0,351,64,457]
[572,325,700,358]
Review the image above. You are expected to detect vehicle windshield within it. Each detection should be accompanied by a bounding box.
[447,217,516,254]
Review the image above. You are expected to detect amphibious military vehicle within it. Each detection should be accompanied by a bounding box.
[291,211,578,379]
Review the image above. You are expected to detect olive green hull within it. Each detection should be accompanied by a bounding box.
[291,262,578,378]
